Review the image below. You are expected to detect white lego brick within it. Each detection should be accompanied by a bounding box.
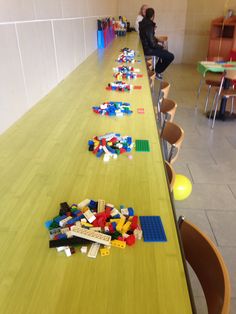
[97,199,105,213]
[56,246,67,252]
[87,243,100,258]
[81,246,88,254]
[90,227,102,232]
[64,247,72,257]
[103,154,110,162]
[61,227,70,234]
[71,227,111,246]
[111,208,120,217]
[121,208,129,216]
[83,209,96,223]
[106,203,114,208]
[134,228,143,240]
[77,199,90,210]
[59,216,73,227]
[65,231,73,238]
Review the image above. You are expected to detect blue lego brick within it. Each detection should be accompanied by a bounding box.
[139,216,167,242]
[54,215,67,224]
[128,207,134,216]
[45,220,53,229]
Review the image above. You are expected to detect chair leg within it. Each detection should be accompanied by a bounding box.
[211,96,221,129]
[204,85,211,112]
[195,77,203,109]
[209,91,217,119]
[230,97,234,115]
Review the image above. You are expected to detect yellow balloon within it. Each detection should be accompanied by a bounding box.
[173,174,192,201]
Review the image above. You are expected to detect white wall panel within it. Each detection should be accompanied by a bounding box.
[53,19,85,80]
[84,17,97,56]
[34,0,62,19]
[0,24,28,133]
[17,21,58,106]
[0,0,35,22]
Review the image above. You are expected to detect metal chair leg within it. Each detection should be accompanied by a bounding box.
[204,85,211,112]
[211,96,221,129]
[209,92,217,119]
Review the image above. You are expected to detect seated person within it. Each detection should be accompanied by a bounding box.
[135,4,149,33]
[139,8,174,79]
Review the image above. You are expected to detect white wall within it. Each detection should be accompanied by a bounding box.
[118,0,188,64]
[0,0,118,134]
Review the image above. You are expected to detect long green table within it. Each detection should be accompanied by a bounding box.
[0,33,193,314]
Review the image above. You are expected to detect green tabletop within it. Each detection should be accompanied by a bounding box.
[0,33,192,314]
[198,61,236,76]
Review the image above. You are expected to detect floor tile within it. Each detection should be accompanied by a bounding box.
[207,211,236,247]
[175,183,236,210]
[229,185,236,200]
[188,162,236,184]
[178,147,216,164]
[230,298,236,314]
[220,246,236,298]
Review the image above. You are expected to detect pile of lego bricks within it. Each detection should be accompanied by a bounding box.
[116,48,135,63]
[113,72,138,80]
[113,66,140,74]
[45,199,142,258]
[88,132,133,162]
[92,101,132,117]
[106,80,133,92]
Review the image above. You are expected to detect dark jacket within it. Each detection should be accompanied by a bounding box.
[139,18,163,54]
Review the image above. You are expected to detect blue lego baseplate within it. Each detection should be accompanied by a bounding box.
[139,216,167,242]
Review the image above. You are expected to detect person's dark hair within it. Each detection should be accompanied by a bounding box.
[145,8,155,19]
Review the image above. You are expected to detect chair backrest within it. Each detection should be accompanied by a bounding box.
[225,69,236,81]
[229,50,236,61]
[164,160,175,191]
[160,98,177,122]
[160,81,170,99]
[161,121,184,164]
[178,217,231,314]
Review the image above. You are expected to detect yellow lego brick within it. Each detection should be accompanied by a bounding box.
[110,219,121,223]
[100,248,110,256]
[111,240,126,249]
[81,221,93,228]
[122,221,131,234]
[116,217,126,232]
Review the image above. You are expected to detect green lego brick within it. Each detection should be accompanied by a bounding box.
[135,140,150,152]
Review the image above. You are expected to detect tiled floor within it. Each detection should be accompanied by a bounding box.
[160,64,236,313]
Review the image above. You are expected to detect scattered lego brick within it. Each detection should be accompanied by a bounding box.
[88,133,134,162]
[92,101,133,117]
[106,81,142,92]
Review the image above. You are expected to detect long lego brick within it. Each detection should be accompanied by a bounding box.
[97,199,105,213]
[87,243,100,258]
[49,237,91,248]
[77,199,90,210]
[71,227,111,246]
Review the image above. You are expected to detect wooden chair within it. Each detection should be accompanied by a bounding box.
[178,216,231,314]
[209,70,236,128]
[160,121,184,164]
[164,160,175,191]
[159,98,177,131]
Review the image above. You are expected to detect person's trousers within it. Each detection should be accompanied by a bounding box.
[146,47,174,74]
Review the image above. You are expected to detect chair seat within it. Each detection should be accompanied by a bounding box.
[221,89,236,97]
[205,79,221,87]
